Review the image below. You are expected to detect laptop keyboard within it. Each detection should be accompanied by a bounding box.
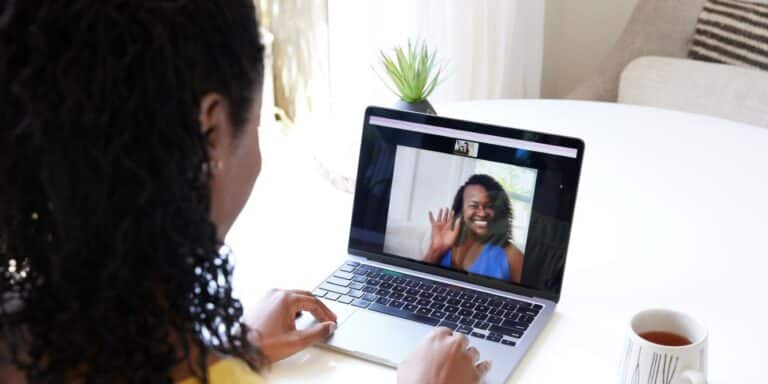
[312,261,543,347]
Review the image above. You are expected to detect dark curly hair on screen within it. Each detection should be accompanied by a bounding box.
[451,174,513,247]
[0,0,265,382]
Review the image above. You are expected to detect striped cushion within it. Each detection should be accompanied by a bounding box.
[688,0,768,71]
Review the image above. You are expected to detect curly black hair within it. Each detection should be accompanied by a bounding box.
[0,0,265,382]
[451,174,513,247]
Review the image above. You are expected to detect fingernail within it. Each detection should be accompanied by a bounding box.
[328,322,337,333]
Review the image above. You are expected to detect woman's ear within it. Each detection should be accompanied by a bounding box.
[199,93,234,162]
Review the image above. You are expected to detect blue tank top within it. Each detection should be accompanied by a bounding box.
[440,243,511,280]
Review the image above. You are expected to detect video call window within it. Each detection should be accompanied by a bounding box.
[383,145,537,283]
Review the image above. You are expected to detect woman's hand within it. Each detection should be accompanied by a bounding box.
[424,208,461,263]
[244,289,337,363]
[398,327,491,384]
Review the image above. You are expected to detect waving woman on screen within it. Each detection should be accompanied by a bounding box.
[423,175,524,284]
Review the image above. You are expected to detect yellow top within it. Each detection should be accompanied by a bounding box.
[176,358,265,384]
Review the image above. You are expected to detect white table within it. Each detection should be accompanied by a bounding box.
[227,99,768,383]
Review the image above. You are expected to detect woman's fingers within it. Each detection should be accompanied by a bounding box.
[476,360,492,378]
[289,293,337,323]
[429,210,436,224]
[467,346,480,363]
[451,216,462,233]
[290,321,336,350]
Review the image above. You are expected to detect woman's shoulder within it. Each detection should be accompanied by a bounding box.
[176,358,264,384]
[502,243,523,258]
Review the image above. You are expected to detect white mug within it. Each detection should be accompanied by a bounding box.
[618,309,708,384]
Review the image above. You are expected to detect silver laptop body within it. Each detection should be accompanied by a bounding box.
[298,107,584,383]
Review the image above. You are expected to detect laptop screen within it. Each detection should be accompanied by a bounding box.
[349,107,584,301]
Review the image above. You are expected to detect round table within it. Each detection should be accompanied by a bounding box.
[227,99,768,383]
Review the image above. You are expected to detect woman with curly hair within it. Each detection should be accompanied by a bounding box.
[424,174,525,283]
[0,0,488,383]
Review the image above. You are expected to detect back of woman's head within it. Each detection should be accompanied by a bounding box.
[0,0,264,382]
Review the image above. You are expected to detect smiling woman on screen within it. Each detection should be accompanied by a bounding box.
[424,174,524,284]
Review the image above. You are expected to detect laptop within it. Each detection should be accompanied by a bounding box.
[297,106,584,383]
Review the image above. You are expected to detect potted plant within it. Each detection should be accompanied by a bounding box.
[377,40,442,114]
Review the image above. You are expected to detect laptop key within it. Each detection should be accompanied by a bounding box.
[338,295,354,304]
[460,301,475,310]
[489,325,523,339]
[472,312,489,321]
[334,271,354,280]
[416,298,431,307]
[432,295,447,303]
[362,286,377,294]
[352,275,367,283]
[490,308,505,317]
[445,314,461,323]
[325,292,341,301]
[501,339,516,347]
[437,320,459,330]
[403,295,417,303]
[502,319,528,331]
[349,282,364,290]
[518,315,535,324]
[488,299,503,308]
[327,277,350,287]
[348,290,364,298]
[404,303,419,313]
[376,297,391,306]
[474,304,490,313]
[487,315,503,324]
[392,285,406,293]
[430,310,447,320]
[388,292,404,301]
[320,283,350,295]
[418,291,434,299]
[444,305,459,314]
[471,332,486,339]
[502,303,518,312]
[389,300,405,309]
[532,304,543,311]
[429,302,445,311]
[445,289,461,298]
[486,333,503,343]
[339,265,356,273]
[368,303,439,326]
[406,288,420,296]
[458,317,475,326]
[416,307,432,317]
[312,289,327,297]
[380,282,394,290]
[456,325,473,334]
[351,299,371,308]
[447,298,461,306]
[475,321,490,330]
[433,286,447,295]
[362,293,377,302]
[460,293,475,301]
[459,309,473,317]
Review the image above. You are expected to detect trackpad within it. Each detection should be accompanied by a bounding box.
[326,309,433,366]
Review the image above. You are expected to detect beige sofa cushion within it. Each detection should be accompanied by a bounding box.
[618,56,768,127]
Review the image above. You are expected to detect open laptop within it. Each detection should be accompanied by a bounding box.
[298,106,584,383]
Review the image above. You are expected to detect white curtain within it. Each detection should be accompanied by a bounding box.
[327,0,545,108]
[264,0,546,183]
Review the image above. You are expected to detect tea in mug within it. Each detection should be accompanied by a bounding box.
[638,331,692,346]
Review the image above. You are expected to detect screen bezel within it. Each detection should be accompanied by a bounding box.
[348,106,585,303]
